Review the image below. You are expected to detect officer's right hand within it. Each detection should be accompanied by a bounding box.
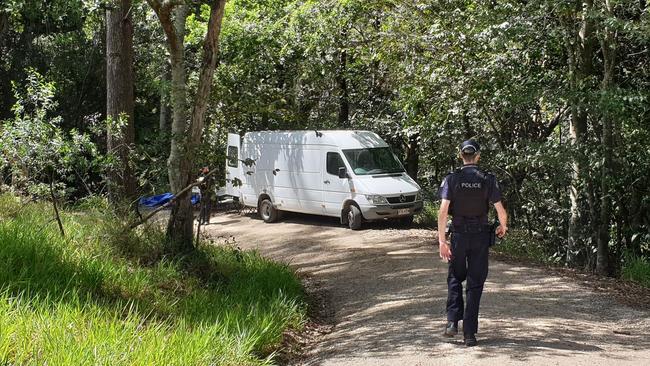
[439,241,452,262]
[496,224,508,238]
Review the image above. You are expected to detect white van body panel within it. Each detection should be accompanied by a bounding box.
[226,130,423,221]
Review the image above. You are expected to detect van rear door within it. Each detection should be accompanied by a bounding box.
[225,133,241,197]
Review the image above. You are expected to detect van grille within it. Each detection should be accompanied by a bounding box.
[386,195,415,204]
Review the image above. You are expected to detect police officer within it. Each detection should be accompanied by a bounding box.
[437,139,508,346]
[198,167,215,224]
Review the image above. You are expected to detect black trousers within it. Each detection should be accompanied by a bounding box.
[200,198,212,223]
[446,231,490,335]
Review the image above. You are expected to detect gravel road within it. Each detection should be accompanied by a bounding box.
[204,212,650,366]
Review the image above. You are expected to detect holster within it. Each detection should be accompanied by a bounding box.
[488,221,498,247]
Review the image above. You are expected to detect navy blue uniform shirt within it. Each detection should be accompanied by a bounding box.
[439,165,501,225]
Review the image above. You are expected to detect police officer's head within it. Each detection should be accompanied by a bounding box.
[459,139,480,164]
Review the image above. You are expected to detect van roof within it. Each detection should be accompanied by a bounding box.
[243,130,389,149]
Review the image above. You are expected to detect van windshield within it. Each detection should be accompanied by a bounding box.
[342,147,405,175]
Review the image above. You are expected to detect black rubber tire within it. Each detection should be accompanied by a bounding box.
[398,215,414,228]
[347,205,363,230]
[258,198,279,223]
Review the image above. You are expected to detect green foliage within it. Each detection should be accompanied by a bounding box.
[492,229,555,265]
[0,70,104,198]
[414,201,438,228]
[2,0,649,276]
[621,254,650,288]
[0,194,306,365]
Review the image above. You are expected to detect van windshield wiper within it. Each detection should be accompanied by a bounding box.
[368,169,404,175]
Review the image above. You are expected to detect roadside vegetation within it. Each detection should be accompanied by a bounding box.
[0,194,306,365]
[417,198,649,288]
[621,254,650,288]
[414,200,439,228]
[493,228,650,289]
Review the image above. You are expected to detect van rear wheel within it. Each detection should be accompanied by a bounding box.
[347,205,362,230]
[259,198,279,223]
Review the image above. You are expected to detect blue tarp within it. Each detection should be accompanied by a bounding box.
[139,193,200,208]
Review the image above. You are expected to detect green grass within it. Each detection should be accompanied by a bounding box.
[622,254,650,288]
[0,194,306,365]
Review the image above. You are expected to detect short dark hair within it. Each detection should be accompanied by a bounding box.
[461,151,479,163]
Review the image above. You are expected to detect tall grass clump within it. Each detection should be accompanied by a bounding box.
[621,253,650,288]
[0,194,306,365]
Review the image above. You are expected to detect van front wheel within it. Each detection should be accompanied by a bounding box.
[347,205,363,230]
[259,198,279,223]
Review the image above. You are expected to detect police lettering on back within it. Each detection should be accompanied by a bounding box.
[439,165,498,223]
[460,182,481,189]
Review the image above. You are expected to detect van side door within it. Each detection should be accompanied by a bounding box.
[323,151,351,216]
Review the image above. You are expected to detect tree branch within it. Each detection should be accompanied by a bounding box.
[147,0,183,56]
[127,168,218,230]
[49,175,65,238]
[188,0,227,151]
[542,105,569,138]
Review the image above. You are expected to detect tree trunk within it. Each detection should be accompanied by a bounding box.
[167,4,188,194]
[148,0,227,249]
[106,0,136,200]
[337,30,349,127]
[566,1,596,265]
[596,0,616,276]
[405,132,419,181]
[159,67,171,136]
[164,4,191,248]
[462,111,472,139]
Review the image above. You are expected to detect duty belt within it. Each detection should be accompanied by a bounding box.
[451,223,492,234]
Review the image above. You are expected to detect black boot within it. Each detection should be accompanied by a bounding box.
[444,321,458,337]
[464,333,477,347]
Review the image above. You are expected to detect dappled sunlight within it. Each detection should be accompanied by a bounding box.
[207,213,650,365]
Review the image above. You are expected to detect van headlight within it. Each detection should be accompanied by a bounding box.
[365,194,388,205]
[415,191,422,201]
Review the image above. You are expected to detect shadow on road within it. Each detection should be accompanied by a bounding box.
[206,213,650,365]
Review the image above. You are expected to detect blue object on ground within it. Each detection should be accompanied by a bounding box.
[138,193,200,208]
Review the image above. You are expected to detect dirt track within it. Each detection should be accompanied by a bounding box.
[204,212,650,366]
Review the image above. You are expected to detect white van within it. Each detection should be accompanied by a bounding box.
[225,130,422,229]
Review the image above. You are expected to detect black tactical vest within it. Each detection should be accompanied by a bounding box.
[447,167,490,218]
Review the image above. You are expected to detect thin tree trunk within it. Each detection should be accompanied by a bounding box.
[159,67,171,135]
[596,0,616,275]
[337,29,349,127]
[106,0,136,200]
[462,111,472,139]
[405,132,419,181]
[50,178,65,238]
[566,1,596,265]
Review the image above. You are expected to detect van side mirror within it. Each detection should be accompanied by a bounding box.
[338,167,348,179]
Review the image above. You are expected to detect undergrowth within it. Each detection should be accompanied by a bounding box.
[621,254,650,288]
[0,194,306,365]
[414,201,438,227]
[491,229,552,264]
